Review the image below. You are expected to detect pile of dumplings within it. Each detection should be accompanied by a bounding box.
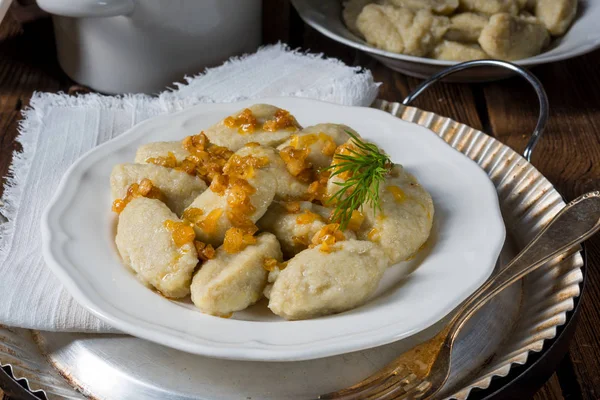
[343,0,578,61]
[111,104,434,320]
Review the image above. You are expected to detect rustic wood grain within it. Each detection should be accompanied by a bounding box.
[262,0,291,44]
[533,374,565,400]
[0,14,72,200]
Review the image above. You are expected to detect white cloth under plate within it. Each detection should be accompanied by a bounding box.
[0,43,380,332]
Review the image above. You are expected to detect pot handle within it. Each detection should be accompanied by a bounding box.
[402,59,549,162]
[36,0,134,18]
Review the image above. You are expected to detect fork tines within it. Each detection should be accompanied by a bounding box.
[319,365,430,400]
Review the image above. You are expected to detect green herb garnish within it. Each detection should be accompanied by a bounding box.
[325,131,393,230]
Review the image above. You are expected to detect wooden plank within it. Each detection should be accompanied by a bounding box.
[534,374,565,400]
[0,15,72,199]
[262,0,291,44]
[482,50,600,400]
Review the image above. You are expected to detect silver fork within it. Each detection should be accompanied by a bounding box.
[320,191,600,400]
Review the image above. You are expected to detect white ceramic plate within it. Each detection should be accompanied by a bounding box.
[41,97,505,361]
[291,0,600,82]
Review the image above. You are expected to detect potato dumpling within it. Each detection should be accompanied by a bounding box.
[479,13,550,60]
[268,240,388,320]
[257,201,356,258]
[202,104,301,152]
[534,0,577,36]
[235,144,308,201]
[444,12,489,42]
[433,40,489,61]
[357,4,450,56]
[277,123,360,170]
[134,141,190,164]
[459,0,520,15]
[345,0,575,62]
[191,233,282,316]
[385,0,459,15]
[184,146,277,246]
[343,0,378,36]
[357,165,434,264]
[110,163,207,216]
[115,197,198,298]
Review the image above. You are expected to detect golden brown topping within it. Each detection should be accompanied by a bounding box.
[112,179,164,213]
[182,207,204,224]
[177,158,198,175]
[226,178,256,213]
[310,223,346,253]
[164,220,195,247]
[279,145,315,184]
[147,133,233,184]
[223,154,270,180]
[283,201,302,213]
[320,133,337,156]
[227,211,259,234]
[296,168,316,184]
[146,151,178,169]
[182,133,234,183]
[368,227,380,242]
[197,208,223,234]
[194,240,216,261]
[296,209,322,225]
[263,109,299,132]
[386,185,405,202]
[279,146,311,177]
[245,142,261,147]
[263,257,279,272]
[305,170,330,204]
[214,176,260,233]
[223,227,257,254]
[209,174,229,195]
[183,132,210,153]
[191,150,232,183]
[331,141,360,181]
[290,133,319,149]
[290,133,337,157]
[224,108,258,134]
[292,234,311,247]
[137,179,157,196]
[346,210,365,232]
[263,257,287,272]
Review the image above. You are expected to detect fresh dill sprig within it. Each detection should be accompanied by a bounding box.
[325,131,393,230]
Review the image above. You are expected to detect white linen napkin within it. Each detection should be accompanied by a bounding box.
[0,43,380,332]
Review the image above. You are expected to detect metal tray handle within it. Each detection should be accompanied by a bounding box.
[402,60,550,162]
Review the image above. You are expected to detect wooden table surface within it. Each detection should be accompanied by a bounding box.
[1,2,599,399]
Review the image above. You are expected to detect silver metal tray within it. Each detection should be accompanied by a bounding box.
[0,63,584,400]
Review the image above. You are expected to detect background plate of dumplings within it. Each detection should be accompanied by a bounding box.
[292,0,600,81]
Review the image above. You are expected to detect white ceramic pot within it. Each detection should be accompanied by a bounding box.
[37,0,262,94]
